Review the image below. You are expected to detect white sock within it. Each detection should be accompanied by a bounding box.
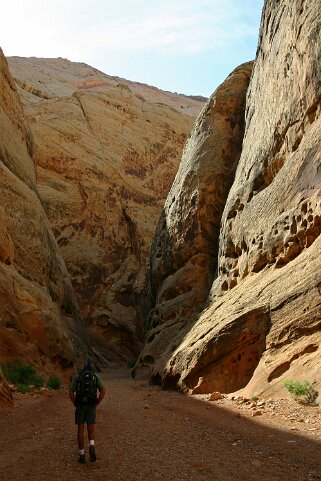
[79,449,85,455]
[89,440,95,446]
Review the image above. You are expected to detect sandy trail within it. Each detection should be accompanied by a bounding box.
[0,368,320,481]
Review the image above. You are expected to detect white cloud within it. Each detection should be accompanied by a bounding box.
[81,0,260,55]
[1,0,263,95]
[2,0,262,58]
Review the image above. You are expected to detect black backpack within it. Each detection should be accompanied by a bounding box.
[76,367,97,405]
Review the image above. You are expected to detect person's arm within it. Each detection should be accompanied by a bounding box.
[96,374,106,406]
[69,390,76,406]
[69,374,78,405]
[97,388,106,406]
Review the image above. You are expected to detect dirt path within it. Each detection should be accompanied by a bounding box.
[0,368,321,481]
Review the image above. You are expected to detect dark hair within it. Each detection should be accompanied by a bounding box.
[84,360,93,371]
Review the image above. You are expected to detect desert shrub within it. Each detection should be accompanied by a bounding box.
[47,375,61,390]
[2,359,45,392]
[2,359,34,384]
[32,374,45,388]
[16,384,31,394]
[283,379,318,404]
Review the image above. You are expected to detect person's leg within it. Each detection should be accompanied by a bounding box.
[87,424,96,461]
[75,405,86,463]
[77,424,85,450]
[87,423,95,442]
[77,424,86,463]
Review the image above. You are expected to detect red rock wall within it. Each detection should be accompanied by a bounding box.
[0,49,86,371]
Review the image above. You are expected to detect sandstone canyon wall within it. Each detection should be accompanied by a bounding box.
[0,49,86,372]
[140,0,321,397]
[142,62,253,365]
[7,57,204,358]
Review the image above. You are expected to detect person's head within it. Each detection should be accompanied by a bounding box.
[84,359,93,371]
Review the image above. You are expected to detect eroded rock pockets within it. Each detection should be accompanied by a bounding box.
[216,0,321,295]
[139,0,321,396]
[148,234,321,397]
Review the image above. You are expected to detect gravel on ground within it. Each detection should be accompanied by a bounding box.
[0,368,320,481]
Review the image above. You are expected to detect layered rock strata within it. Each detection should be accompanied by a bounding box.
[140,0,321,397]
[8,57,204,356]
[0,49,85,371]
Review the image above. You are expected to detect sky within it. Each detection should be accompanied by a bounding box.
[2,0,264,97]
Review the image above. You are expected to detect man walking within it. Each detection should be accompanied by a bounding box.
[69,361,106,464]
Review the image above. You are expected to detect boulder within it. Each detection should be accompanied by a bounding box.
[209,392,223,401]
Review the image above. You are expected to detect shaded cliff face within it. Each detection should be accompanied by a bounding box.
[0,50,85,372]
[142,62,253,362]
[140,0,321,396]
[8,57,204,356]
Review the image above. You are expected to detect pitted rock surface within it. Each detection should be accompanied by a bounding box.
[140,0,321,397]
[216,0,321,293]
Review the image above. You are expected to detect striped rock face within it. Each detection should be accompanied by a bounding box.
[7,56,204,358]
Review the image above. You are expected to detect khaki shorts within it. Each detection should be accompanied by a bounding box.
[75,404,96,425]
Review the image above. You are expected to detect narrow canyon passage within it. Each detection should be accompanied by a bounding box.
[0,369,320,481]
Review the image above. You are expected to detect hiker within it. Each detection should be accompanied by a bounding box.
[69,361,106,464]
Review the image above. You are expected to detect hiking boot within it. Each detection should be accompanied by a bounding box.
[89,445,96,462]
[78,453,85,464]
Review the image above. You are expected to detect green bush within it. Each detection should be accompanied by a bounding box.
[47,375,61,390]
[2,359,33,384]
[283,380,310,396]
[33,374,45,388]
[16,384,31,394]
[283,379,318,404]
[2,359,44,391]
